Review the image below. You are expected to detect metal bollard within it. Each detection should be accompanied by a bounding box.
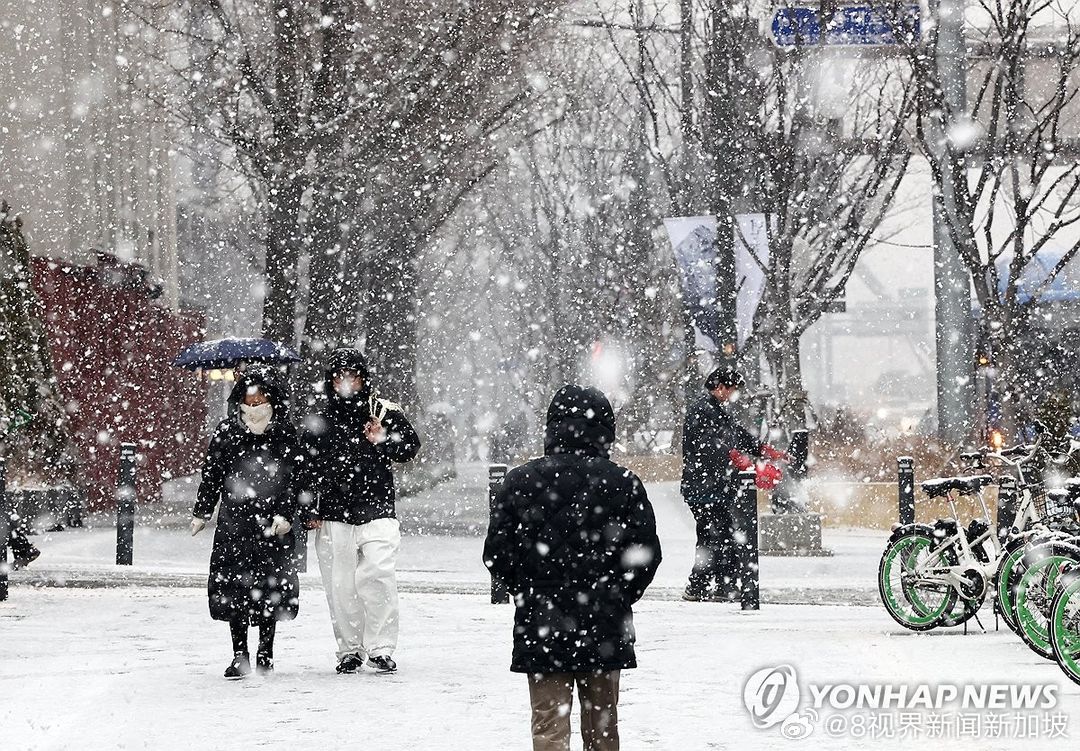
[732,469,760,611]
[64,486,84,528]
[488,463,509,604]
[0,455,8,601]
[997,476,1018,540]
[115,443,137,566]
[898,457,915,526]
[787,429,810,480]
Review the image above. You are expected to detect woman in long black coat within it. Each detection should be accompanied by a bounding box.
[191,365,305,679]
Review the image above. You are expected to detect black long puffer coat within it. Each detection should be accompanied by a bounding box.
[483,385,662,674]
[193,367,304,624]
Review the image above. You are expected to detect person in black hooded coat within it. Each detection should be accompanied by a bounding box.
[191,365,305,679]
[484,384,661,751]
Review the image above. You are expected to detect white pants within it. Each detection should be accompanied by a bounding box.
[315,518,401,659]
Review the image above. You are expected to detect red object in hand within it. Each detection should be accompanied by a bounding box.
[755,462,783,490]
[729,449,754,471]
[760,444,790,462]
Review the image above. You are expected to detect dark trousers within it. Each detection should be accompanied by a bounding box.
[229,618,276,658]
[686,501,734,597]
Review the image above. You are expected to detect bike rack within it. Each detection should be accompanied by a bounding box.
[997,476,1018,539]
[115,443,137,566]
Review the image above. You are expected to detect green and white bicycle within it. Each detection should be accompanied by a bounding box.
[1008,477,1080,661]
[1014,531,1080,660]
[879,438,1072,632]
[1048,555,1080,684]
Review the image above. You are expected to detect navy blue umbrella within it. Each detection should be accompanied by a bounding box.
[172,337,302,370]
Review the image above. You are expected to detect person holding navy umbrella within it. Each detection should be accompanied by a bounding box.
[190,365,306,679]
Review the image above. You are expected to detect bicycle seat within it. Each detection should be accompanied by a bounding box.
[1001,445,1034,459]
[960,451,984,462]
[921,475,993,498]
[1048,488,1070,504]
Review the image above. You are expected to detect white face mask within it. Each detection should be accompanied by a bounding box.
[240,402,273,434]
[332,376,362,399]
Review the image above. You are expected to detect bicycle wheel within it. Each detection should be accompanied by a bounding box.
[939,591,984,627]
[1050,571,1080,686]
[1013,542,1080,660]
[995,535,1043,636]
[879,530,958,631]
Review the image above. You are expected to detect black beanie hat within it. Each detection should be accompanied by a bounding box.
[705,367,745,391]
[327,348,369,379]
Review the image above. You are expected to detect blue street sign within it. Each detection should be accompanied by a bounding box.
[771,4,921,47]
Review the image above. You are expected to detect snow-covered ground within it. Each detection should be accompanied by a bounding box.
[2,588,1075,750]
[6,467,1075,748]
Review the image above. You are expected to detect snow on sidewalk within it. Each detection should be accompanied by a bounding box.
[2,587,1076,750]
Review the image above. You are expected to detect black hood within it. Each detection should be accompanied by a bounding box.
[323,347,373,423]
[324,347,372,397]
[326,348,369,379]
[544,384,616,458]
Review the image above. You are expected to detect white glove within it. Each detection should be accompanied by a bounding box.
[269,515,292,536]
[190,517,206,536]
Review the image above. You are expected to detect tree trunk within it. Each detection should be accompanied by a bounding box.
[261,177,305,345]
[990,307,1026,441]
[700,3,742,357]
[778,335,806,434]
[365,235,420,412]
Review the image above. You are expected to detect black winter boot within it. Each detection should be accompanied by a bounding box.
[681,587,707,602]
[224,653,251,679]
[256,623,275,674]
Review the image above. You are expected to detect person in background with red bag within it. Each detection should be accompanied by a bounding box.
[680,367,786,602]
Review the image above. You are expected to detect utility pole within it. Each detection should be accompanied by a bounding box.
[930,0,975,445]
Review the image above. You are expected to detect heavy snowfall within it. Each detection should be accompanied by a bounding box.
[4,0,1080,749]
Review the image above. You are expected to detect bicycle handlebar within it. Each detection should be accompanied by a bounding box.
[985,433,1046,466]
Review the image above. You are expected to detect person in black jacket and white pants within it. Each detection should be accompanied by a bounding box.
[484,384,661,751]
[300,348,420,675]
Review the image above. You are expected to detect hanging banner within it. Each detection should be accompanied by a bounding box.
[664,214,774,352]
[663,216,724,352]
[734,213,773,348]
